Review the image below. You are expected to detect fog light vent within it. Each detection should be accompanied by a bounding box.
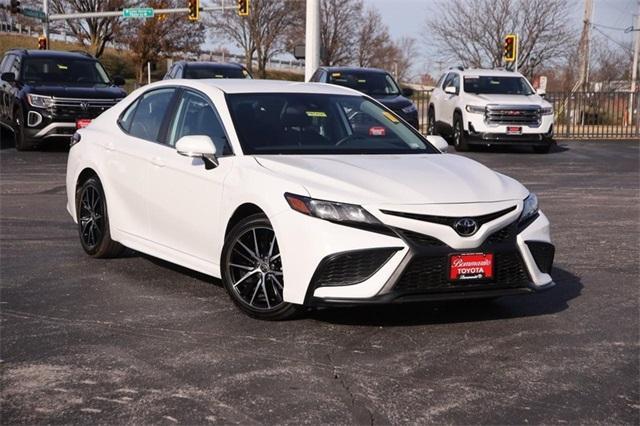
[27,111,43,127]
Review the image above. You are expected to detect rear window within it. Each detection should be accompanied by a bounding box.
[183,65,251,79]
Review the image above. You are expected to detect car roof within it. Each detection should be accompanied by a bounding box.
[451,68,524,78]
[320,66,390,75]
[151,78,364,96]
[9,49,96,60]
[182,61,244,69]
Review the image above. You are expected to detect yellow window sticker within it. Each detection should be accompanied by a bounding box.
[306,111,327,118]
[57,64,68,70]
[357,79,366,83]
[331,72,341,77]
[383,111,399,123]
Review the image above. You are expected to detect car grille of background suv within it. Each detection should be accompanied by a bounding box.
[485,105,541,126]
[312,247,400,288]
[51,97,120,118]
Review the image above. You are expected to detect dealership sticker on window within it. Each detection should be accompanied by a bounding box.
[331,72,341,77]
[214,74,224,78]
[383,111,399,123]
[357,79,366,83]
[464,75,479,80]
[306,111,327,118]
[57,64,68,70]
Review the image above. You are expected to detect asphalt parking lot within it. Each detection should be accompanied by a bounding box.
[1,138,638,424]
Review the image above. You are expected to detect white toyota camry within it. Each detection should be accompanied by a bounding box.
[66,79,555,320]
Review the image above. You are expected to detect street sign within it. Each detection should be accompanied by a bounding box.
[122,8,154,18]
[22,8,46,21]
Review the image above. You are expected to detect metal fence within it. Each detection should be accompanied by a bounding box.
[410,89,639,140]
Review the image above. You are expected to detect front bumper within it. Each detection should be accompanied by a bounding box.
[21,103,112,142]
[464,112,554,145]
[273,202,555,306]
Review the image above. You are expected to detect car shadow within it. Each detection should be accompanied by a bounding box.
[469,141,569,155]
[306,266,582,326]
[0,130,70,152]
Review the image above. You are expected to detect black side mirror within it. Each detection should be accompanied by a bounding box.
[1,72,15,83]
[112,75,125,86]
[402,87,414,97]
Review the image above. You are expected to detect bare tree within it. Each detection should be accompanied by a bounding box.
[212,0,298,78]
[49,0,130,57]
[356,6,392,68]
[121,0,204,83]
[425,0,576,76]
[320,0,363,66]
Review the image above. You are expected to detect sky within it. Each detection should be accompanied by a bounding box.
[368,0,638,77]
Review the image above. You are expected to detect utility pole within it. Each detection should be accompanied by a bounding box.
[575,0,593,92]
[304,0,320,82]
[42,0,49,49]
[630,2,639,126]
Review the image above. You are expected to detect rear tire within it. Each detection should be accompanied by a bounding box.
[453,112,469,152]
[221,213,300,320]
[427,108,436,135]
[76,177,125,258]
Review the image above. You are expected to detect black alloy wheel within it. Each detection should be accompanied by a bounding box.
[76,177,125,258]
[222,213,300,320]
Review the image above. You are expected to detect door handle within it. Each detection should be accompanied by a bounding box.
[151,157,165,167]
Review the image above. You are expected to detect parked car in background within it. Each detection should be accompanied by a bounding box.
[428,67,554,153]
[164,61,252,80]
[310,66,419,129]
[0,49,126,150]
[66,79,554,320]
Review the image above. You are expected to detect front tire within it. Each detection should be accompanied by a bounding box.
[221,213,300,320]
[76,177,125,258]
[453,112,469,152]
[14,107,38,151]
[427,107,436,135]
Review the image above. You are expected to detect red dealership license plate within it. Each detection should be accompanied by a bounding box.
[506,126,522,135]
[449,253,494,281]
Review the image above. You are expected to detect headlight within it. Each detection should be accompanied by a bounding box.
[465,105,485,114]
[520,193,539,222]
[541,107,553,115]
[27,94,54,108]
[284,193,382,226]
[401,104,417,114]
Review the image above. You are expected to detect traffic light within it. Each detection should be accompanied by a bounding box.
[38,36,47,50]
[504,34,517,62]
[187,0,199,21]
[10,0,21,14]
[238,0,249,16]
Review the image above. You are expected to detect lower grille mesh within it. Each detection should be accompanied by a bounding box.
[312,248,399,287]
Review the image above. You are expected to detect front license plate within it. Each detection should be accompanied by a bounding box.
[449,253,494,281]
[506,126,522,135]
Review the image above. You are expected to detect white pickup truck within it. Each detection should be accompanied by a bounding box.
[428,68,554,153]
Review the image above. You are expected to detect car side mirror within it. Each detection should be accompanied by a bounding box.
[1,72,15,83]
[444,85,457,95]
[401,87,414,97]
[536,88,546,98]
[112,75,125,86]
[176,135,219,170]
[425,135,449,153]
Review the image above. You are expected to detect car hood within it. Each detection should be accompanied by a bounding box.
[27,84,126,99]
[372,94,413,110]
[465,93,550,107]
[255,154,528,205]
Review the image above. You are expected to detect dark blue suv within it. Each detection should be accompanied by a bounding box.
[0,49,126,150]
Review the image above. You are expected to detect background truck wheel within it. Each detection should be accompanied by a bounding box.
[453,113,469,152]
[14,108,38,151]
[427,108,436,135]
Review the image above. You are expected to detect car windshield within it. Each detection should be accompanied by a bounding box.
[183,65,251,79]
[21,57,111,85]
[227,93,437,155]
[463,76,534,95]
[327,71,400,96]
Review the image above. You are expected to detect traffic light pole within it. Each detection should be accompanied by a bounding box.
[48,5,235,21]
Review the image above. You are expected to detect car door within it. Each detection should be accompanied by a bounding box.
[439,72,459,128]
[0,55,12,123]
[143,88,233,263]
[106,87,178,240]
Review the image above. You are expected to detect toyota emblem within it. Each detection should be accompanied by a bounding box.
[453,218,478,236]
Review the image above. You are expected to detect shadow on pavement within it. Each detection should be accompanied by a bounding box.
[307,266,582,326]
[0,129,70,152]
[470,141,569,155]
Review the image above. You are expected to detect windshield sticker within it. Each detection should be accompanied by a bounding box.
[331,72,341,77]
[306,111,327,118]
[57,64,68,70]
[464,75,479,79]
[357,79,366,83]
[383,111,399,123]
[214,74,224,78]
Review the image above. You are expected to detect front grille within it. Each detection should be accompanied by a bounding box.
[394,251,529,292]
[485,222,517,244]
[526,241,555,273]
[312,248,399,287]
[395,229,446,247]
[51,97,120,108]
[380,206,516,230]
[485,105,541,126]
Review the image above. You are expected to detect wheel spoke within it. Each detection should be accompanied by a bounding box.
[271,275,283,289]
[269,276,280,299]
[232,269,260,288]
[230,263,253,271]
[237,240,259,261]
[232,247,255,264]
[268,233,276,257]
[270,253,280,261]
[252,229,260,258]
[261,279,270,309]
[249,276,262,306]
